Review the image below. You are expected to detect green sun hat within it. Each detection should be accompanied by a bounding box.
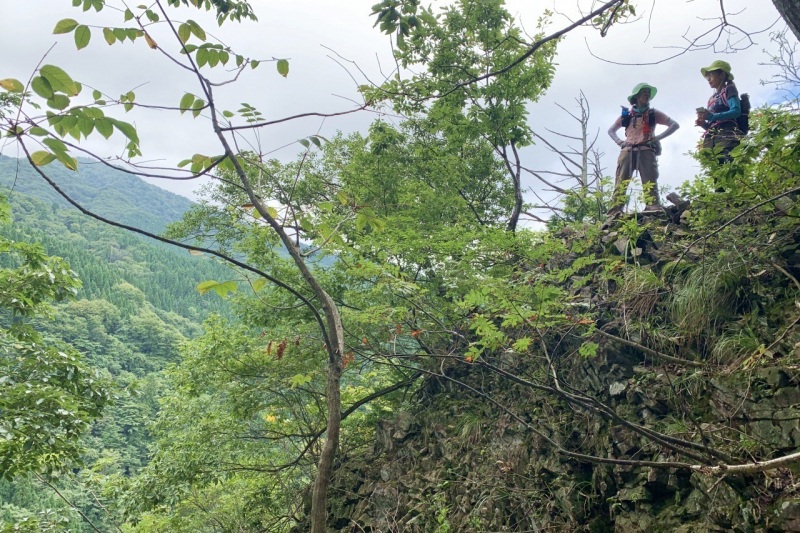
[700,59,734,80]
[627,82,657,103]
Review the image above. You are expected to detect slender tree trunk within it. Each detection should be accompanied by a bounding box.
[211,113,344,532]
[773,0,800,43]
[310,295,344,533]
[505,141,523,232]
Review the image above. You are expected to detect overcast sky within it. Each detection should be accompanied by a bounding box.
[1,0,793,216]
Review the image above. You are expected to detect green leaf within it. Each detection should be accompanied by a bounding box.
[40,65,79,96]
[266,206,278,219]
[196,48,209,68]
[30,151,56,166]
[288,373,313,388]
[54,151,78,171]
[217,156,234,171]
[94,118,112,139]
[578,341,599,358]
[207,49,220,68]
[46,94,71,110]
[5,125,24,136]
[251,278,268,292]
[222,110,234,118]
[178,23,191,44]
[76,116,94,137]
[53,18,79,34]
[196,280,237,298]
[309,136,322,148]
[124,8,134,21]
[187,19,206,41]
[92,89,102,101]
[299,217,314,231]
[28,127,49,136]
[31,76,54,99]
[277,59,289,77]
[0,79,24,93]
[511,337,532,352]
[103,27,116,45]
[74,25,91,50]
[82,106,104,119]
[179,93,195,113]
[108,118,139,144]
[43,137,68,154]
[192,98,205,118]
[299,138,310,148]
[53,115,77,137]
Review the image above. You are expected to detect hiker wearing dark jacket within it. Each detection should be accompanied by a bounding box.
[695,60,742,164]
[608,82,679,216]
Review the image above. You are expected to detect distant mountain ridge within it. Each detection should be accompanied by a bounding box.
[0,155,193,234]
[0,155,231,321]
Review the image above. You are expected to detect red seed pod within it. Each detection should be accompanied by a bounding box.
[276,339,288,360]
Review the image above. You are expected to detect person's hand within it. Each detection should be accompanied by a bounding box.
[696,109,709,121]
[694,117,707,128]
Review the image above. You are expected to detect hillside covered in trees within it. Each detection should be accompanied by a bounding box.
[1,1,799,532]
[0,161,235,531]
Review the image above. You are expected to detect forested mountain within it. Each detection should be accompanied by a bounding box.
[0,154,233,321]
[0,159,233,531]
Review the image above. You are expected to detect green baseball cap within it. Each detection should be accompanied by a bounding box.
[700,60,734,80]
[627,83,657,104]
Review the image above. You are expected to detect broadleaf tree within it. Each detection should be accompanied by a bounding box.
[0,196,110,481]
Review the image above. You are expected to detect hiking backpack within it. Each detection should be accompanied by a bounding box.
[720,90,751,134]
[737,93,751,134]
[620,107,656,130]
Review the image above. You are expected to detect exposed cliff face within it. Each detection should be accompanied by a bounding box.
[328,362,800,532]
[327,205,800,532]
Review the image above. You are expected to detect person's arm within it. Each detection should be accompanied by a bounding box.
[654,117,679,141]
[707,96,741,122]
[608,117,625,147]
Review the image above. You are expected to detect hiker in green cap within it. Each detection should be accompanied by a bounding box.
[696,59,742,165]
[608,82,679,216]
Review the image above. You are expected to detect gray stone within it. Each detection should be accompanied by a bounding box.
[755,367,790,389]
[609,381,627,397]
[616,486,651,502]
[774,386,800,408]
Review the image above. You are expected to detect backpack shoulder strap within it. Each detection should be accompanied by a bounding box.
[621,107,633,128]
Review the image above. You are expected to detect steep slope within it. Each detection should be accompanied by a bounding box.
[324,198,800,532]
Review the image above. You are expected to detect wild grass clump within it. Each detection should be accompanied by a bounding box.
[710,328,762,365]
[670,255,749,355]
[618,267,663,319]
